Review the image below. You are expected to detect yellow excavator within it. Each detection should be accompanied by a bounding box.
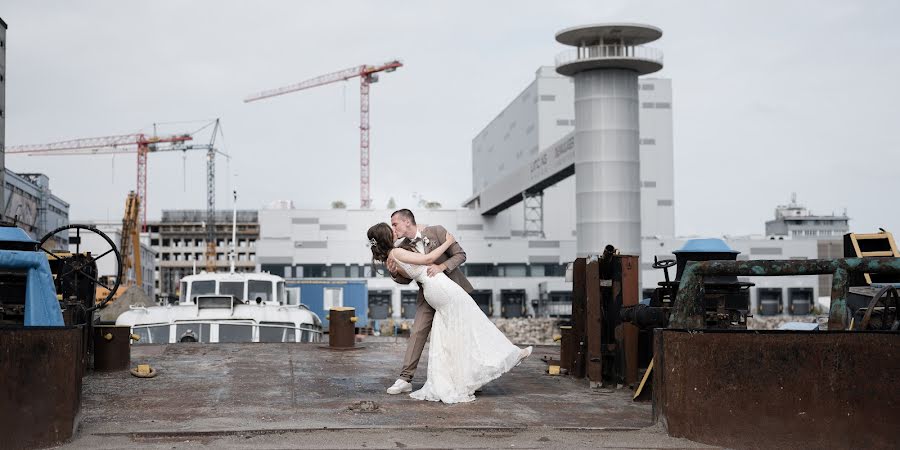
[95,191,141,304]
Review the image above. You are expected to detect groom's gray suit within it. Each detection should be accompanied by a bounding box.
[392,224,473,382]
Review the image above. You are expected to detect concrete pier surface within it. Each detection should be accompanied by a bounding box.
[66,341,713,449]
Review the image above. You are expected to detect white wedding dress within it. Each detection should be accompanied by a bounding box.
[395,259,527,404]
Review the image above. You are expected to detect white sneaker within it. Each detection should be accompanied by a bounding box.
[386,379,412,395]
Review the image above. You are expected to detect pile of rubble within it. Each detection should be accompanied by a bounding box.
[748,315,826,330]
[491,318,561,345]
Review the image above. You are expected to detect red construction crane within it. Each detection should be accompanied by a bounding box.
[7,132,193,230]
[245,59,403,209]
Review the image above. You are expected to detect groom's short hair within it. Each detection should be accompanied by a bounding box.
[391,209,416,225]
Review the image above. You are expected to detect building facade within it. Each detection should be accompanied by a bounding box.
[4,171,69,248]
[468,67,675,240]
[765,194,849,239]
[146,210,259,300]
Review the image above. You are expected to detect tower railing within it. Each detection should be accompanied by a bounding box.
[555,45,663,68]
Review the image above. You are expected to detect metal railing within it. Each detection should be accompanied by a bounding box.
[131,320,324,344]
[555,45,663,67]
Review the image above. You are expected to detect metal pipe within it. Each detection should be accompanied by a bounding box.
[670,257,900,329]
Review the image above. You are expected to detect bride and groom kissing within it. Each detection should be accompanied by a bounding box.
[366,209,532,404]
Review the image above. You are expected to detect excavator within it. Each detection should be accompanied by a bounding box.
[94,191,141,306]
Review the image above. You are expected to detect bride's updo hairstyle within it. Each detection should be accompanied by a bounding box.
[367,223,394,263]
[367,222,417,276]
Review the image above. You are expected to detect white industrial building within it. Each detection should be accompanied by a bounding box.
[254,27,828,322]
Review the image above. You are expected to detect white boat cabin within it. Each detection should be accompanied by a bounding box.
[116,272,322,344]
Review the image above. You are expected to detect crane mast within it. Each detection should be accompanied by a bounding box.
[245,60,402,208]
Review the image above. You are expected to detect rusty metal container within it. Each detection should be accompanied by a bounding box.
[328,307,357,348]
[558,325,573,373]
[1,326,84,449]
[653,329,900,449]
[92,325,131,371]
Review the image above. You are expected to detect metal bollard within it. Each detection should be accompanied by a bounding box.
[328,307,357,348]
[92,325,132,371]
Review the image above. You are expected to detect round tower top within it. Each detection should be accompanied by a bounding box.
[555,23,662,47]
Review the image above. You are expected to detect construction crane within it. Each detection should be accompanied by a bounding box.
[120,191,142,287]
[245,60,403,209]
[7,132,193,231]
[8,120,228,272]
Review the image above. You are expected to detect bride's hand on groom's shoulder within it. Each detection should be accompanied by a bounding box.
[445,231,456,245]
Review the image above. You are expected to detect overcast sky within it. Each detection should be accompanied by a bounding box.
[3,0,899,236]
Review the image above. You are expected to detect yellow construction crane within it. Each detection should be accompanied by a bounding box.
[95,192,142,304]
[121,191,142,288]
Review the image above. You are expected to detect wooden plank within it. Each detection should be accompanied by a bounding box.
[619,255,640,387]
[585,258,603,384]
[571,258,587,378]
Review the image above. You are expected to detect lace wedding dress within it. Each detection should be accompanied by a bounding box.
[395,259,527,404]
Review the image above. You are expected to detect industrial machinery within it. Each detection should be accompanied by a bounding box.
[0,223,125,448]
[620,238,753,331]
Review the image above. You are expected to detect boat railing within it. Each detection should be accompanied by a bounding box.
[130,320,324,344]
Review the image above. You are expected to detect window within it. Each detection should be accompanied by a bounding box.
[540,95,556,101]
[248,280,273,303]
[655,102,671,109]
[259,322,296,343]
[640,138,656,145]
[658,199,674,206]
[175,323,210,343]
[642,102,655,108]
[180,281,188,302]
[277,282,285,304]
[219,281,244,301]
[218,323,253,343]
[641,83,655,90]
[190,280,215,301]
[323,287,344,310]
[556,119,569,126]
[498,264,527,277]
[331,265,347,278]
[643,181,657,188]
[463,264,495,277]
[301,264,328,278]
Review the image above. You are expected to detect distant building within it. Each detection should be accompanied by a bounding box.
[765,194,849,239]
[3,171,69,248]
[69,222,156,299]
[146,210,259,300]
[465,67,675,240]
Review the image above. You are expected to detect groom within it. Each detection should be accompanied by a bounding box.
[385,209,474,395]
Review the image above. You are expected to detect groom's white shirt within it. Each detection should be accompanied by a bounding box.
[394,231,425,254]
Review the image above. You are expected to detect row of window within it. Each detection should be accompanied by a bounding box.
[151,238,256,248]
[160,252,256,262]
[260,263,568,279]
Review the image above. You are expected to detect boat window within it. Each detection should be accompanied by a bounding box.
[259,322,296,342]
[133,325,170,345]
[276,282,285,304]
[218,323,253,343]
[191,281,215,301]
[175,323,210,343]
[248,280,273,303]
[219,281,245,301]
[180,281,188,302]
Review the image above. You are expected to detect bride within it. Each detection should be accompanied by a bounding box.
[367,222,532,404]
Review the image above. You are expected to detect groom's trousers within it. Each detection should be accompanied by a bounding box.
[399,292,435,382]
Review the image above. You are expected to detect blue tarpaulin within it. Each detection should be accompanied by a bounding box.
[0,251,65,326]
[0,227,64,326]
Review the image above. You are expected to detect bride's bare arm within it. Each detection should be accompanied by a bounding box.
[390,232,457,265]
